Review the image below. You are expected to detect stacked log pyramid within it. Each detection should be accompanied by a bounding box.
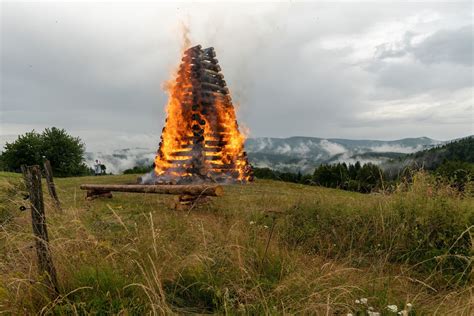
[154,45,253,184]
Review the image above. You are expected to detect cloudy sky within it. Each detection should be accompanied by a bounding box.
[1,0,473,151]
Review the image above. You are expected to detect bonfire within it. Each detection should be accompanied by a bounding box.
[147,45,253,184]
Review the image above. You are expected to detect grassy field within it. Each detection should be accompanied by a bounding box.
[0,171,472,315]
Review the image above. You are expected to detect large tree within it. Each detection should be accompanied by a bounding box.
[0,127,90,176]
[1,131,43,171]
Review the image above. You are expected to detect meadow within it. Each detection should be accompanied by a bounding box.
[0,171,472,315]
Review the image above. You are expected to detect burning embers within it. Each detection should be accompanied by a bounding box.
[150,45,253,184]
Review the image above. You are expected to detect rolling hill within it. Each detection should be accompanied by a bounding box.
[85,136,441,174]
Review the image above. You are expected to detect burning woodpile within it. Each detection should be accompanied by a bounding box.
[146,45,253,184]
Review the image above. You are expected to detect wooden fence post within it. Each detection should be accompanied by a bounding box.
[22,165,59,296]
[43,160,61,211]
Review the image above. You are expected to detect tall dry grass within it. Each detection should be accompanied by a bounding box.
[0,172,472,314]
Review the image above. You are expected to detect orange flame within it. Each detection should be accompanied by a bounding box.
[153,42,252,183]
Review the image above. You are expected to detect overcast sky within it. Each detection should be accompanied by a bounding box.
[1,1,473,151]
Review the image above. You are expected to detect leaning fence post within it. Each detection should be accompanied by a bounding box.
[43,160,61,211]
[22,165,59,297]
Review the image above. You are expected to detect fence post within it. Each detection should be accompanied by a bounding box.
[43,160,61,211]
[22,165,59,297]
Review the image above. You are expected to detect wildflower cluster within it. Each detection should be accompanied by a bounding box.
[348,298,413,316]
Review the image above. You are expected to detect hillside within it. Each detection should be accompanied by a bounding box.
[84,136,441,174]
[385,136,474,171]
[0,172,472,314]
[246,136,439,173]
[407,136,473,167]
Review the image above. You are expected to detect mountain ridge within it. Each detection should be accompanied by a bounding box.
[85,136,444,174]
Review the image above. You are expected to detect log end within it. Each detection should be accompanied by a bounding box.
[213,185,224,197]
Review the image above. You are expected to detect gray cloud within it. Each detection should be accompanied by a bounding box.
[375,25,473,66]
[413,25,473,66]
[1,2,473,152]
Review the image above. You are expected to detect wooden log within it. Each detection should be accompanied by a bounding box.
[189,63,221,73]
[80,184,224,197]
[167,158,193,165]
[201,83,229,94]
[171,151,194,157]
[200,60,221,72]
[173,194,210,210]
[202,47,216,57]
[86,190,113,201]
[182,55,218,65]
[200,75,226,87]
[22,165,59,297]
[204,155,222,161]
[43,160,61,211]
[209,163,236,169]
[184,45,202,56]
[178,194,198,202]
[171,147,221,155]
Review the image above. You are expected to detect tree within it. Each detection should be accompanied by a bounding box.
[436,160,473,192]
[0,127,90,177]
[313,162,384,193]
[41,127,89,176]
[1,131,43,172]
[357,163,382,193]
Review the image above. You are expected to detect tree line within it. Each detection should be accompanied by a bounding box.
[254,162,385,193]
[254,158,473,194]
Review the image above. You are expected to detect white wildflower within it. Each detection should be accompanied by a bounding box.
[387,305,398,313]
[368,306,374,311]
[263,225,269,229]
[249,221,255,225]
[360,298,368,304]
[355,299,361,304]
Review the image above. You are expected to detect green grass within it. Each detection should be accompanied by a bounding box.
[0,172,472,315]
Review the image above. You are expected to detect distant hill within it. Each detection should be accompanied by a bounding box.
[245,136,440,173]
[385,136,474,171]
[85,136,442,174]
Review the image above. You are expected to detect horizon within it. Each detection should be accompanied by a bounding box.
[2,131,473,154]
[1,1,473,152]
